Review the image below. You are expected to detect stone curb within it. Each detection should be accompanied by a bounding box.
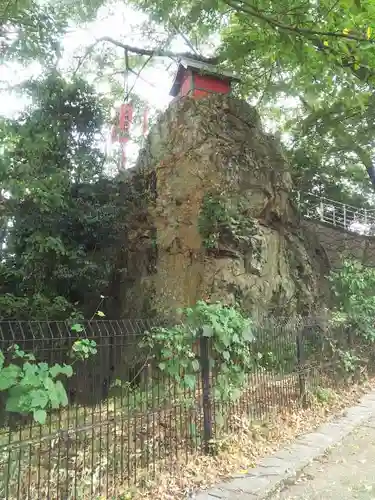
[194,389,375,499]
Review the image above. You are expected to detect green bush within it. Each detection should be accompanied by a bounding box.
[0,338,97,424]
[142,301,255,401]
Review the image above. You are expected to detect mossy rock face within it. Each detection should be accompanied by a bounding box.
[109,94,329,319]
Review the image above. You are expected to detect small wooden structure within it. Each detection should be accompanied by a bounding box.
[169,57,240,101]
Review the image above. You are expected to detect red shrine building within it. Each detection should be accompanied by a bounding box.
[169,57,241,101]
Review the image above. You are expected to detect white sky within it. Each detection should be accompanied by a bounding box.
[2,6,181,115]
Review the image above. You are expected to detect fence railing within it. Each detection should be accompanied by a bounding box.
[0,317,373,499]
[297,192,375,234]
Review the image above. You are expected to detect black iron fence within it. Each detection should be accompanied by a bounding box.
[0,316,373,499]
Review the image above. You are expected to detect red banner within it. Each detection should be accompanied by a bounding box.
[119,103,133,132]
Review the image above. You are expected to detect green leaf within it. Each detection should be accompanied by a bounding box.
[0,365,22,390]
[96,311,105,317]
[220,334,231,347]
[6,386,31,412]
[202,325,214,337]
[242,326,254,341]
[54,380,68,406]
[6,395,24,413]
[33,409,47,425]
[71,323,84,332]
[37,363,49,373]
[231,388,242,401]
[49,364,73,378]
[30,389,49,409]
[0,351,4,370]
[20,373,41,388]
[183,374,196,390]
[191,359,200,372]
[45,382,60,409]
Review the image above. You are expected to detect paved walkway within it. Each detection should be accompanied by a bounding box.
[271,417,375,499]
[195,390,375,499]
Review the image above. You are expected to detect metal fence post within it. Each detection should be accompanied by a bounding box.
[199,329,212,454]
[296,327,308,408]
[296,191,301,208]
[319,198,324,221]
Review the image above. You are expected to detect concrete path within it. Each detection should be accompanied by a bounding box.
[194,390,375,499]
[270,417,375,499]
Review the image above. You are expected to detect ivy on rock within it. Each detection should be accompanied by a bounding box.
[198,193,258,252]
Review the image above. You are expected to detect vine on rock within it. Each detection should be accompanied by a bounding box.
[198,193,258,254]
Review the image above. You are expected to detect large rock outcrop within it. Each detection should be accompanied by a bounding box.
[108,95,330,319]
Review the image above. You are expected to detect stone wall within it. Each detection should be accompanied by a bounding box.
[302,219,375,268]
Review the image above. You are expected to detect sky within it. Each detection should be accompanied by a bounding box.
[2,5,183,116]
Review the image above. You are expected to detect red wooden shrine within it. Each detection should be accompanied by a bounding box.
[169,57,240,101]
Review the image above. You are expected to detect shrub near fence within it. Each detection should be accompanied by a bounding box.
[0,314,373,499]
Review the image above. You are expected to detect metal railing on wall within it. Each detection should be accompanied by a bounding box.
[297,192,375,235]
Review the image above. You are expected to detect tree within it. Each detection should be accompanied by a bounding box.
[0,0,102,64]
[0,72,126,320]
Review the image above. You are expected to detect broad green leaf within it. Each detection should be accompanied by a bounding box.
[191,359,200,372]
[6,386,31,412]
[20,373,41,388]
[202,325,214,337]
[30,389,49,409]
[222,351,230,361]
[71,323,84,332]
[6,395,24,413]
[49,364,73,378]
[0,365,22,390]
[54,380,68,406]
[33,409,47,425]
[37,363,49,373]
[242,326,254,341]
[183,374,196,390]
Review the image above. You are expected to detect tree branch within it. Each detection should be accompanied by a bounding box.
[223,0,375,84]
[298,96,375,189]
[74,36,219,75]
[169,20,201,57]
[223,0,375,44]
